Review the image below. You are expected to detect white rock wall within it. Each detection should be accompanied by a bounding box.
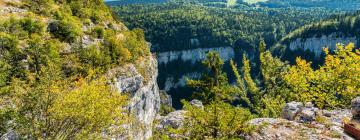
[112,56,160,140]
[289,34,357,58]
[157,47,235,65]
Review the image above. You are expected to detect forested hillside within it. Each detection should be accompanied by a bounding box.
[112,2,341,52]
[0,0,151,139]
[2,0,360,139]
[280,12,360,44]
[106,0,168,5]
[272,11,360,66]
[258,0,360,10]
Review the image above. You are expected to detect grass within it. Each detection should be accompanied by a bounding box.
[227,0,237,7]
[243,0,268,4]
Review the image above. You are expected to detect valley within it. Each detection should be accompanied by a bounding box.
[109,0,356,108]
[1,0,360,139]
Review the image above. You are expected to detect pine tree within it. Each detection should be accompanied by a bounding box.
[187,52,234,104]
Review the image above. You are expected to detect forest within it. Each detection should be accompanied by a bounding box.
[0,0,360,139]
[111,1,343,52]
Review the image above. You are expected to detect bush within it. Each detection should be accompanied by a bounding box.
[91,26,105,39]
[159,104,175,116]
[103,30,132,64]
[80,45,111,71]
[48,19,82,43]
[24,0,54,15]
[179,100,254,139]
[20,18,45,35]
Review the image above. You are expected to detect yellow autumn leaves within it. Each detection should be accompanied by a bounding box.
[285,43,360,109]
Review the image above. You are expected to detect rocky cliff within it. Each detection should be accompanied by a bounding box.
[108,56,161,140]
[156,47,236,108]
[157,47,235,65]
[288,34,358,58]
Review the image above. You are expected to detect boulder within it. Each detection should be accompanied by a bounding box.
[160,90,172,107]
[189,99,204,109]
[299,102,318,123]
[1,130,19,140]
[300,108,316,122]
[157,110,186,130]
[305,102,314,108]
[282,101,303,120]
[322,110,333,117]
[351,97,360,119]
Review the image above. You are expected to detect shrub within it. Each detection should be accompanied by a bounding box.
[103,31,132,64]
[179,100,254,139]
[80,45,111,71]
[91,26,105,39]
[20,18,45,35]
[24,0,54,15]
[48,19,82,43]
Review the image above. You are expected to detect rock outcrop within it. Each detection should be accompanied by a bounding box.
[351,97,360,119]
[288,34,357,58]
[157,47,235,65]
[247,102,353,140]
[155,99,204,139]
[109,56,161,140]
[282,101,303,120]
[189,99,204,109]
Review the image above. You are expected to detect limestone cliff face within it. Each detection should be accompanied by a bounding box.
[288,34,357,58]
[157,47,235,65]
[157,46,235,90]
[110,56,160,140]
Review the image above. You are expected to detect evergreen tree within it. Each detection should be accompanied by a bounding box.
[187,52,235,104]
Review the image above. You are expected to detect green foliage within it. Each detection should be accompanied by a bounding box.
[79,45,112,72]
[26,35,62,75]
[24,0,54,15]
[122,29,149,61]
[284,43,360,109]
[242,55,259,96]
[278,12,360,47]
[19,17,45,35]
[103,30,132,64]
[159,104,176,116]
[92,26,105,39]
[50,77,128,139]
[112,2,339,51]
[180,100,254,139]
[48,19,83,43]
[187,52,234,104]
[0,0,150,138]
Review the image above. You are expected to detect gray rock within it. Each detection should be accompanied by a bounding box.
[160,90,172,107]
[282,101,303,120]
[114,70,143,94]
[1,130,19,140]
[0,6,26,14]
[157,110,186,129]
[189,99,204,109]
[322,110,333,117]
[351,97,360,118]
[112,56,160,140]
[156,110,187,139]
[300,108,316,122]
[305,102,314,108]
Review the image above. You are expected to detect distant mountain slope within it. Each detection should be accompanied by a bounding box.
[258,0,360,10]
[112,2,340,52]
[106,0,169,5]
[273,12,360,65]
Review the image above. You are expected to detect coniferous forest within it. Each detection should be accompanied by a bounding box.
[0,0,360,139]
